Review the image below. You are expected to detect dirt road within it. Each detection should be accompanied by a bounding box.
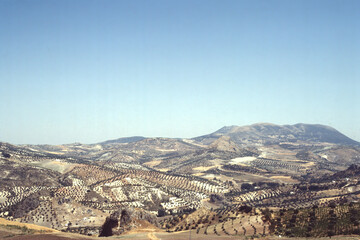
[147,232,160,240]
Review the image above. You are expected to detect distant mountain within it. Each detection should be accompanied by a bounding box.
[320,164,360,181]
[99,136,146,145]
[193,123,360,146]
[2,123,360,239]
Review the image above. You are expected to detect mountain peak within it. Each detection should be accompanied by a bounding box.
[194,123,360,146]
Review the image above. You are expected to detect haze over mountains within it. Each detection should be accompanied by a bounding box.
[1,123,360,239]
[98,123,359,146]
[195,123,360,146]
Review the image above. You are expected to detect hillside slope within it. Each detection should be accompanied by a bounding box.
[193,123,360,146]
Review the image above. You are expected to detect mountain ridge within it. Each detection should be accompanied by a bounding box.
[193,123,360,146]
[1,123,360,238]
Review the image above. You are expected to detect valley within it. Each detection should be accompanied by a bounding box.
[1,123,360,239]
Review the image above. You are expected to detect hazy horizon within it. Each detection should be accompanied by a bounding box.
[1,0,359,144]
[2,122,359,146]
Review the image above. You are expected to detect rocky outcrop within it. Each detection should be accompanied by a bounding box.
[99,207,158,236]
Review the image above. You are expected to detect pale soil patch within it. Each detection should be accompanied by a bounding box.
[270,176,299,184]
[276,152,296,156]
[182,139,207,147]
[203,174,215,179]
[50,198,106,229]
[192,173,205,176]
[123,220,162,240]
[156,230,246,239]
[304,161,315,167]
[32,161,77,174]
[92,144,103,150]
[155,149,175,152]
[318,189,342,196]
[259,146,302,161]
[193,165,219,171]
[216,168,287,183]
[259,151,267,158]
[270,176,292,180]
[287,160,315,166]
[128,220,160,232]
[147,232,160,240]
[157,168,170,172]
[0,218,56,232]
[144,160,162,167]
[202,173,235,182]
[229,156,256,164]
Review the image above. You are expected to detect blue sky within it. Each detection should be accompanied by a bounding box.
[1,0,359,144]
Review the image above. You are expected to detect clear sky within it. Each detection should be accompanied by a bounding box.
[1,0,359,144]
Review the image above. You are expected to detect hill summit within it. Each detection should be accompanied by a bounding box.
[193,123,359,146]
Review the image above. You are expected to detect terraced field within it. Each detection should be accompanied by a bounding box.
[1,123,360,238]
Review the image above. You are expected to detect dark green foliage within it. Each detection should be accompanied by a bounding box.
[6,194,40,218]
[99,217,118,237]
[1,151,11,158]
[271,202,360,238]
[239,205,252,213]
[241,183,254,191]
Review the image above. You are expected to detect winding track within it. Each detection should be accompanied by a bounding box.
[147,232,161,240]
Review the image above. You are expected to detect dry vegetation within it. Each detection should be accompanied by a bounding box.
[1,123,360,238]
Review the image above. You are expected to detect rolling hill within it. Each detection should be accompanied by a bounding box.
[194,123,360,146]
[0,123,360,239]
